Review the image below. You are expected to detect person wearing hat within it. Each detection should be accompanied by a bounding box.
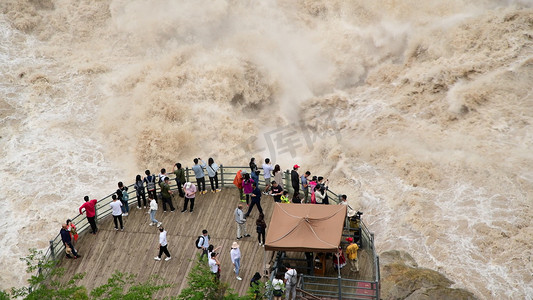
[230,241,242,280]
[182,181,197,213]
[291,165,300,199]
[345,237,360,272]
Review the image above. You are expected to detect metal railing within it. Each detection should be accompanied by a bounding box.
[300,275,379,300]
[34,165,373,295]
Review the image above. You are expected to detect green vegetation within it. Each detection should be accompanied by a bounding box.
[4,249,170,300]
[3,250,269,300]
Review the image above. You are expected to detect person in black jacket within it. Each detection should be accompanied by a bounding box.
[60,224,80,258]
[291,164,300,198]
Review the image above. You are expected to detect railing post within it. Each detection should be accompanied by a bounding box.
[49,240,55,260]
[220,164,224,188]
[284,170,290,192]
[186,167,190,183]
[95,203,99,224]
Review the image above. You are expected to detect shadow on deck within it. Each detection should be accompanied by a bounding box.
[56,189,274,297]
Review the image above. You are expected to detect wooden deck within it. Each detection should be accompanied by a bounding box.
[56,187,376,299]
[57,189,275,297]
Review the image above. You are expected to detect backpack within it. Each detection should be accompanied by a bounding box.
[195,236,203,249]
[195,235,209,249]
[288,269,297,285]
[122,187,129,202]
[146,176,156,191]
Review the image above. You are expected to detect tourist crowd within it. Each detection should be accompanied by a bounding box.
[66,156,358,298]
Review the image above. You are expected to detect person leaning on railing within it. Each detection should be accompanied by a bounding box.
[173,163,186,197]
[192,158,207,194]
[79,196,98,234]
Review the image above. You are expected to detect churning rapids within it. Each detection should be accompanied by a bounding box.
[1,1,532,299]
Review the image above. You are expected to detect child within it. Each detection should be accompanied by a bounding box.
[280,191,289,203]
[66,219,78,243]
[333,246,346,270]
[149,195,162,227]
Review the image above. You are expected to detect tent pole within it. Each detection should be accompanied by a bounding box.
[337,251,342,300]
[263,247,267,277]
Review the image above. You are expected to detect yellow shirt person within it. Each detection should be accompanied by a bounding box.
[345,237,360,272]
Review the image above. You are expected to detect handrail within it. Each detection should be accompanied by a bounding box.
[300,274,379,300]
[33,164,370,294]
[295,287,322,300]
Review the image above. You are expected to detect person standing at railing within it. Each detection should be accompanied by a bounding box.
[192,158,207,195]
[315,177,329,205]
[182,181,196,213]
[301,171,311,203]
[339,194,356,218]
[79,196,98,235]
[272,164,282,190]
[134,175,147,209]
[173,163,186,197]
[117,182,129,216]
[110,194,124,231]
[270,181,284,203]
[233,169,245,201]
[314,185,326,204]
[144,170,157,200]
[309,176,317,204]
[249,157,260,185]
[66,219,78,244]
[60,223,80,259]
[291,164,300,199]
[206,157,221,193]
[160,177,176,212]
[158,168,168,183]
[262,158,274,195]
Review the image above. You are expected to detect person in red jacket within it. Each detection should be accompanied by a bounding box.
[233,170,246,201]
[79,196,98,234]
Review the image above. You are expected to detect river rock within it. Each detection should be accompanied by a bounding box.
[380,250,477,300]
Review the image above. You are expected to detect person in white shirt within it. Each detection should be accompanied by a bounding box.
[284,264,298,300]
[154,227,171,261]
[182,182,197,213]
[208,252,220,281]
[339,194,356,217]
[262,158,274,194]
[230,242,242,280]
[110,195,124,231]
[198,229,210,260]
[271,273,284,300]
[148,195,162,227]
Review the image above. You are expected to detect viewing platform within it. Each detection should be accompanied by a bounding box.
[42,166,379,299]
[56,188,272,297]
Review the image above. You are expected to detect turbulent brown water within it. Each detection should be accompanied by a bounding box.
[1,0,532,298]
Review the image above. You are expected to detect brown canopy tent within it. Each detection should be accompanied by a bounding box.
[265,203,347,252]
